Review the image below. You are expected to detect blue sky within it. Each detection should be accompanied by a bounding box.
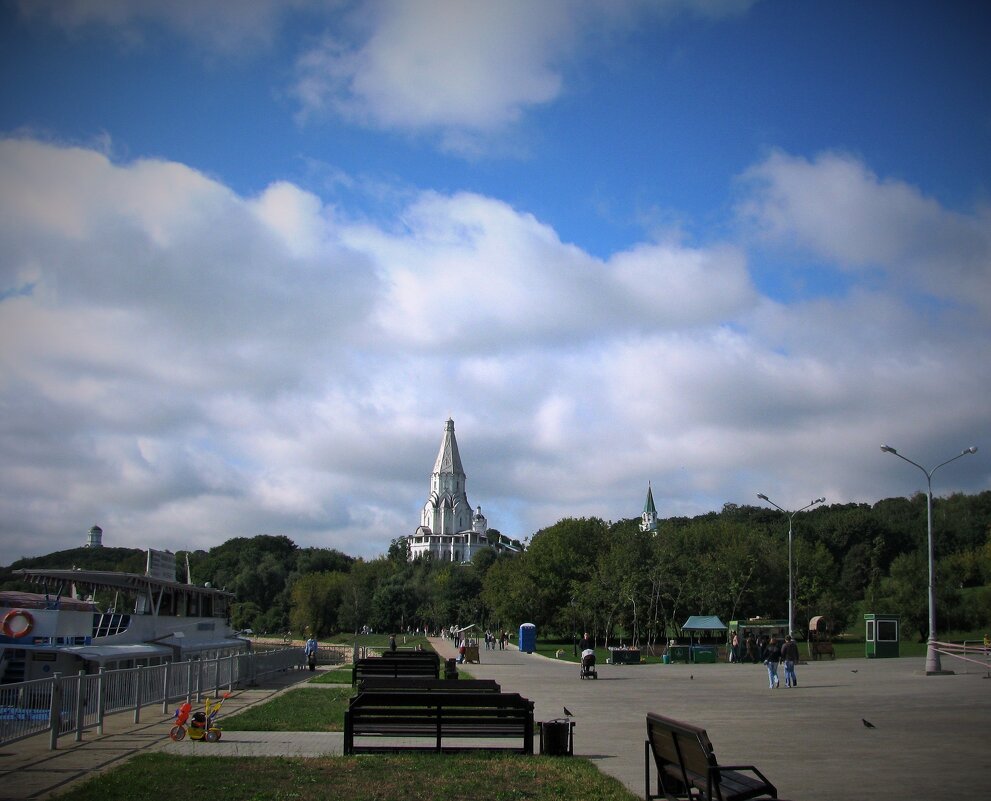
[1,0,989,560]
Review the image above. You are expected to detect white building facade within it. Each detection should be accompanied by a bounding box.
[407,419,521,562]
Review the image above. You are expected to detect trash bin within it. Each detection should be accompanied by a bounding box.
[539,719,572,756]
[445,657,458,679]
[692,646,716,664]
[668,645,690,663]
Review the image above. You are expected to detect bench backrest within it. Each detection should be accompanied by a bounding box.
[375,651,440,662]
[646,713,718,789]
[349,690,531,712]
[352,656,440,685]
[354,659,439,672]
[345,690,535,755]
[359,677,501,693]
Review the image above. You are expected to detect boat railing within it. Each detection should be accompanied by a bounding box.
[0,646,303,750]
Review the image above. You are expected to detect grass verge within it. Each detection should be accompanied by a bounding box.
[309,667,355,684]
[223,687,354,731]
[53,752,640,801]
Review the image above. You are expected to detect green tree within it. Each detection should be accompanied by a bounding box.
[481,555,537,631]
[290,571,351,636]
[525,517,606,629]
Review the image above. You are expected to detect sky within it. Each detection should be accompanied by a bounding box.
[1,0,989,562]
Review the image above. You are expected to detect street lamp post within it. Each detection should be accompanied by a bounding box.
[880,444,978,675]
[756,493,826,638]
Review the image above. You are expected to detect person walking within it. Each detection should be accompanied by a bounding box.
[781,635,800,687]
[304,635,318,671]
[745,633,757,663]
[764,635,782,689]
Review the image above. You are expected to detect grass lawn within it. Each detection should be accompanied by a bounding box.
[52,752,640,801]
[309,667,355,684]
[223,687,354,731]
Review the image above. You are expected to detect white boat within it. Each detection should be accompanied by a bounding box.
[0,549,247,683]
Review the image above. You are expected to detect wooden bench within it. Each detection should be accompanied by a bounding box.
[343,690,534,755]
[645,712,777,801]
[358,677,501,693]
[351,654,440,686]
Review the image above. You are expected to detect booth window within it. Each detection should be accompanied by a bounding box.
[866,620,875,641]
[877,620,897,641]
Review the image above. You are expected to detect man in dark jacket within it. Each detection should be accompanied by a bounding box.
[781,635,800,687]
[764,635,782,689]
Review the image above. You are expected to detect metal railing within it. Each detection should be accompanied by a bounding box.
[0,647,303,750]
[932,639,991,676]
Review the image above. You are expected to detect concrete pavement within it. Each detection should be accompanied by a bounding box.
[1,642,988,800]
[431,637,991,801]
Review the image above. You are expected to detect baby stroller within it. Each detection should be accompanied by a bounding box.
[580,648,597,679]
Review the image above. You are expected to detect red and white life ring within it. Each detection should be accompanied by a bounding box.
[2,609,34,638]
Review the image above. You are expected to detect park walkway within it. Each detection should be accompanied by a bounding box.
[430,636,990,801]
[1,641,988,800]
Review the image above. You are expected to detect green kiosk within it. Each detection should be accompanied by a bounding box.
[864,613,900,658]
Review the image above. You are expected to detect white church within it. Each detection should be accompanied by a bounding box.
[406,419,522,562]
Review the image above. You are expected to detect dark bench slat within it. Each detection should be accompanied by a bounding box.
[379,649,440,657]
[352,656,440,685]
[344,691,534,755]
[358,677,500,693]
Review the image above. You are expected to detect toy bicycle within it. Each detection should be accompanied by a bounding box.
[169,693,231,743]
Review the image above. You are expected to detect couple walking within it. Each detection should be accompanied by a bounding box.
[764,634,800,688]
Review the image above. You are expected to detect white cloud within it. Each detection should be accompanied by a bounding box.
[0,138,987,561]
[292,0,760,150]
[16,0,761,156]
[739,150,991,312]
[347,191,757,350]
[294,0,575,134]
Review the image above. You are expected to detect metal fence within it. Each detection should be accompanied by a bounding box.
[0,647,303,750]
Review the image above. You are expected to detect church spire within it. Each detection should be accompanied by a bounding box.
[433,418,465,477]
[421,418,472,536]
[640,482,658,533]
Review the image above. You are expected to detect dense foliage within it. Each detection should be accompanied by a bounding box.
[3,492,989,643]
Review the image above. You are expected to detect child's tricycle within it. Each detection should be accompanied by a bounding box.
[169,693,232,743]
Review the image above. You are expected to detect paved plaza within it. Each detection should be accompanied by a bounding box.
[1,641,988,800]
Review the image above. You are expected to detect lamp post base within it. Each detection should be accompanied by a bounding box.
[925,644,954,676]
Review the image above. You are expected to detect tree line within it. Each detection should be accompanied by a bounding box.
[3,491,989,644]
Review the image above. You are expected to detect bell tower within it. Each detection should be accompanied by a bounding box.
[640,484,658,533]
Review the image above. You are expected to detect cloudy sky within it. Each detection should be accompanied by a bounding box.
[1,0,989,561]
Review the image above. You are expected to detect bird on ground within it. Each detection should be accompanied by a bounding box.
[690,675,694,680]
[851,669,859,673]
[563,706,574,718]
[862,719,876,729]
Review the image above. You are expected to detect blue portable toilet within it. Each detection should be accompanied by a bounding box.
[519,623,536,654]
